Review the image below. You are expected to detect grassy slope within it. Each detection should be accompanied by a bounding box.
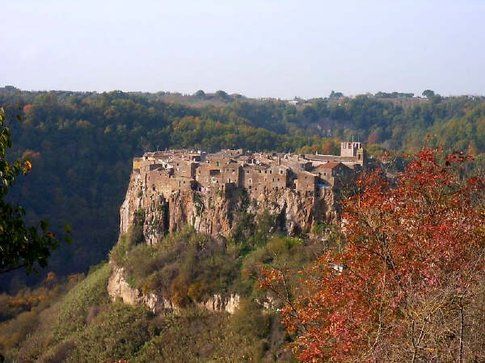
[1,256,293,362]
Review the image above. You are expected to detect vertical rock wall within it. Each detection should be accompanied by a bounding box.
[120,169,338,244]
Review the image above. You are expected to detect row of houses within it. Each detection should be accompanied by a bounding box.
[133,142,366,197]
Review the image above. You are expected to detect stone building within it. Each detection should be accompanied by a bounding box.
[294,171,318,196]
[312,162,354,189]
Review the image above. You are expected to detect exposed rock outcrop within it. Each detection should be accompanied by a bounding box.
[107,265,240,314]
[120,171,338,244]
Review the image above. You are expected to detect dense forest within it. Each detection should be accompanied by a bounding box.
[0,87,483,290]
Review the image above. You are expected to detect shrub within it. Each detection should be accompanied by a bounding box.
[53,263,110,340]
[238,236,307,297]
[135,309,273,362]
[230,298,269,338]
[119,229,240,304]
[110,233,132,266]
[67,302,155,362]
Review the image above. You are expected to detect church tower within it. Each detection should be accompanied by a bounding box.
[340,142,366,164]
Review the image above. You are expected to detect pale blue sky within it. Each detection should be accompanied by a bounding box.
[1,0,484,98]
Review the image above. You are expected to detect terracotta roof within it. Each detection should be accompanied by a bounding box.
[315,162,342,170]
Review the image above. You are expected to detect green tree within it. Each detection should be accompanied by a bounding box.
[329,90,344,99]
[0,108,67,274]
[194,89,206,99]
[215,90,230,100]
[422,89,435,98]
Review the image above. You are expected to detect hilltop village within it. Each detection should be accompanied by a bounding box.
[132,142,366,198]
[114,142,365,314]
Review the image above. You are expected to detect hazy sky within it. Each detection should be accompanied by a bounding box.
[1,0,484,99]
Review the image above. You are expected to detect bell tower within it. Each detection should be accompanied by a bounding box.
[340,141,366,165]
[340,141,362,157]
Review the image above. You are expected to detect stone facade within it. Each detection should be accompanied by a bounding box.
[134,143,364,199]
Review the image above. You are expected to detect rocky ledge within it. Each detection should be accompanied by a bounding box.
[107,265,240,314]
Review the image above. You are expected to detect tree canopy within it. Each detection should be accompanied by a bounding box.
[0,109,67,275]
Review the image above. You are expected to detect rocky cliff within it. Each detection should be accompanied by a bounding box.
[120,170,338,244]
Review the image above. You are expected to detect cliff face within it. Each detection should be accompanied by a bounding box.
[120,170,338,244]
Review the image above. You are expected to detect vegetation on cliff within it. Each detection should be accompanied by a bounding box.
[0,261,292,361]
[0,207,327,361]
[111,212,323,308]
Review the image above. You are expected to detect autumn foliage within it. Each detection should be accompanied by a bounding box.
[262,149,484,362]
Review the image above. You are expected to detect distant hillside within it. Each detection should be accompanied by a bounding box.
[0,87,483,290]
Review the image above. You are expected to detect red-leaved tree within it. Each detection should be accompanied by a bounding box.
[261,149,484,362]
